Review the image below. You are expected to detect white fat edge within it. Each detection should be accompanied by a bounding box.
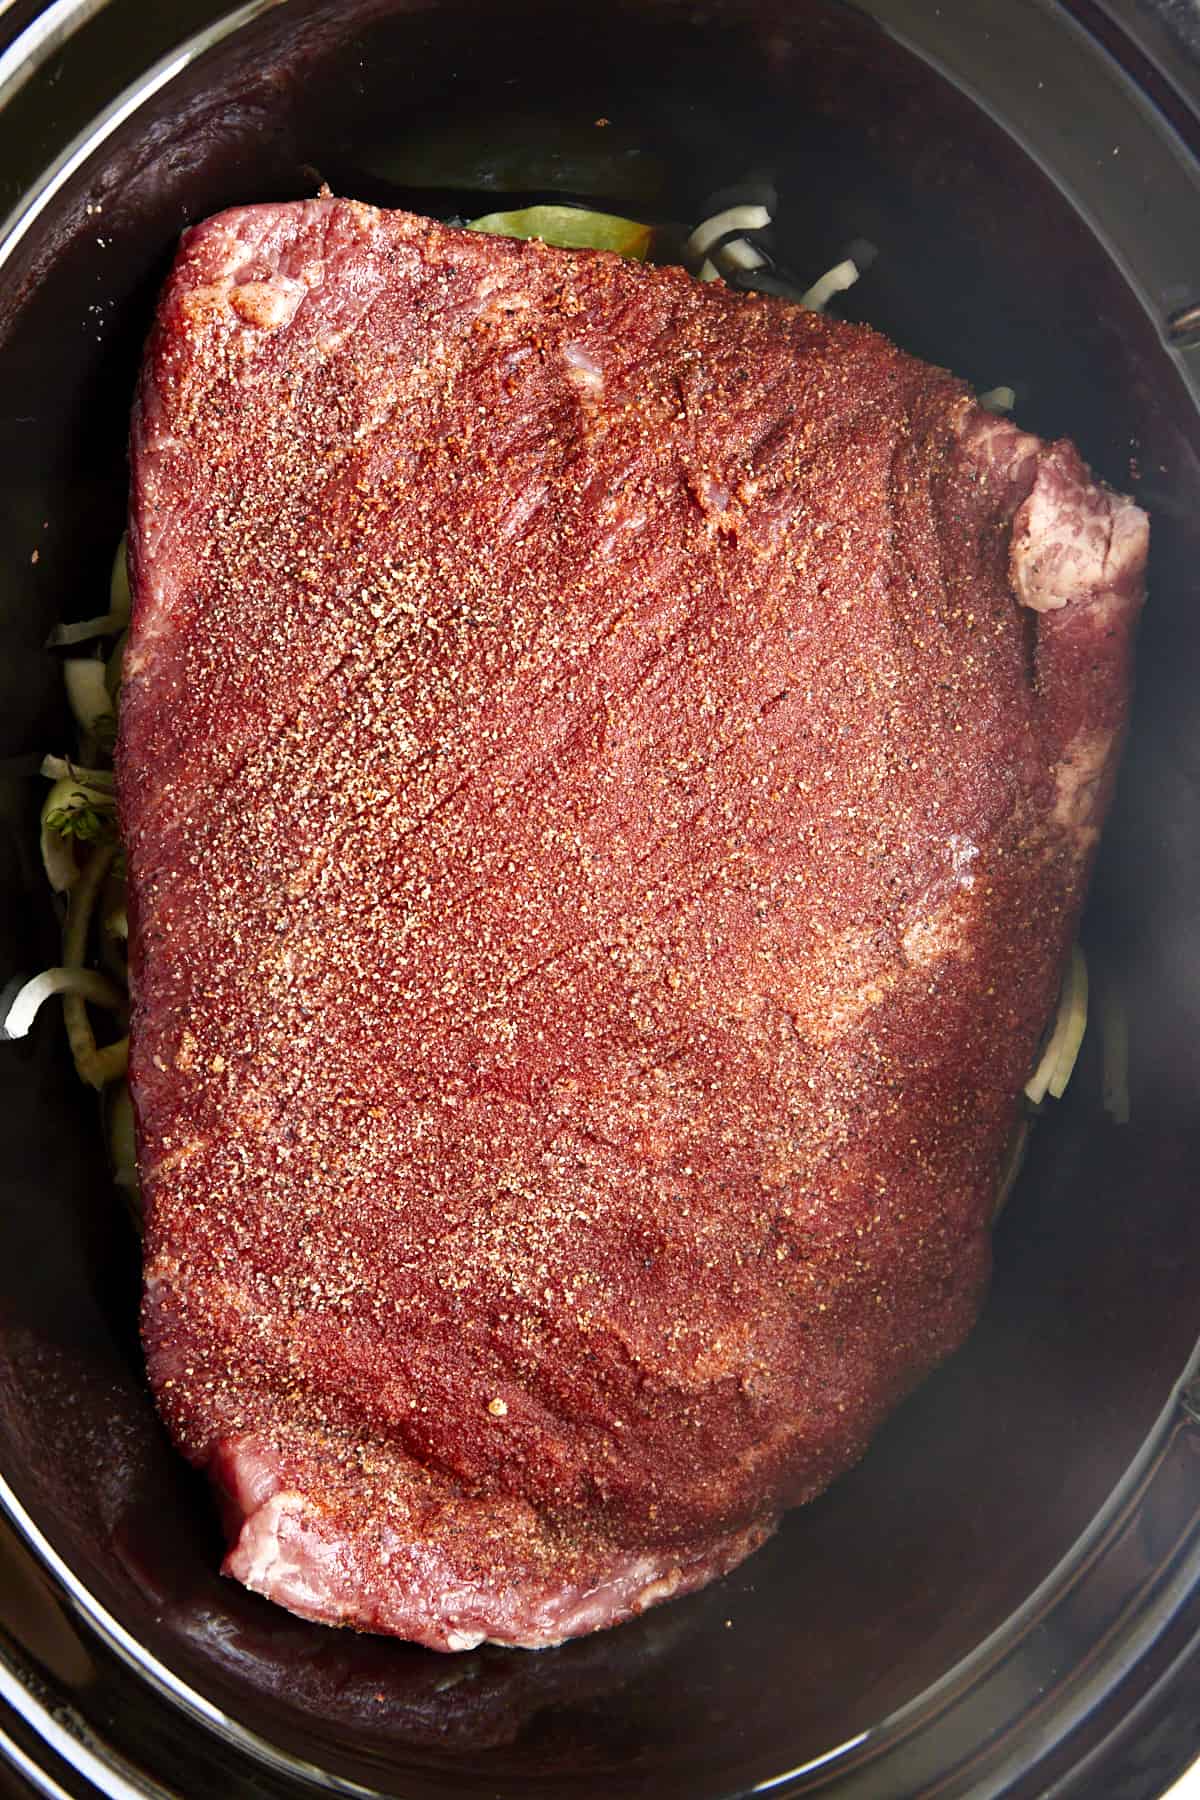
[237,1493,338,1616]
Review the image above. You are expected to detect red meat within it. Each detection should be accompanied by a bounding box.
[119,199,1147,1650]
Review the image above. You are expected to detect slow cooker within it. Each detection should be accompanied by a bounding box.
[1,1,1199,1794]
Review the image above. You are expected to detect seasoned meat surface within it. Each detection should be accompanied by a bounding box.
[120,199,1147,1650]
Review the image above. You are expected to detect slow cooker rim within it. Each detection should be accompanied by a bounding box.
[0,1337,1196,1798]
[0,0,279,274]
[0,1,1198,1796]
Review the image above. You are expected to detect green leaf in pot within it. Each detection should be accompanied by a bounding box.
[468,204,653,258]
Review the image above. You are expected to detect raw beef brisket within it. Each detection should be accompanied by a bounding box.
[119,199,1147,1650]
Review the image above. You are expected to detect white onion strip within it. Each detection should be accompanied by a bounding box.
[106,1080,140,1203]
[46,610,128,649]
[41,754,114,791]
[1025,945,1089,1105]
[64,1029,128,1088]
[718,236,767,274]
[63,658,113,734]
[799,258,860,313]
[3,966,124,1039]
[40,812,78,895]
[60,843,128,1088]
[34,530,134,1104]
[980,386,1016,414]
[109,532,131,618]
[45,536,130,649]
[39,774,116,894]
[684,204,772,264]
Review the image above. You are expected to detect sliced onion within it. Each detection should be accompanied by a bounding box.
[2,966,125,1039]
[46,537,129,647]
[799,258,860,313]
[105,1079,141,1207]
[63,658,115,736]
[717,236,767,274]
[41,779,105,891]
[1025,945,1089,1105]
[62,1018,127,1089]
[40,808,78,894]
[46,610,128,649]
[63,843,112,964]
[40,754,114,792]
[110,532,131,621]
[98,874,128,983]
[698,257,721,282]
[106,629,127,700]
[684,204,772,263]
[61,844,128,1088]
[39,775,116,893]
[980,386,1016,414]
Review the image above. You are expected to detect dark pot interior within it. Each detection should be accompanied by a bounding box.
[0,2,1198,1795]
